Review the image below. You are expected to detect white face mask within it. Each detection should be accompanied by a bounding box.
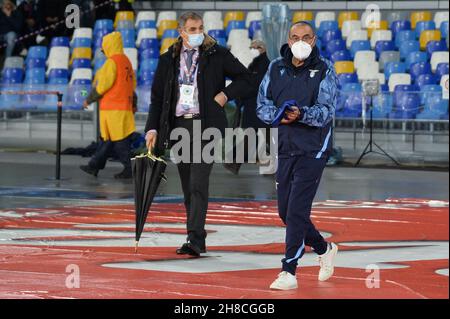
[290,40,312,61]
[249,48,260,58]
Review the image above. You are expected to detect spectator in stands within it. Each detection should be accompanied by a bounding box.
[144,11,253,257]
[16,0,39,51]
[36,0,69,43]
[80,31,137,179]
[0,0,23,57]
[224,39,271,175]
[257,21,339,290]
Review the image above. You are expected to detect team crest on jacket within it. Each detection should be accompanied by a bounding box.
[309,69,319,78]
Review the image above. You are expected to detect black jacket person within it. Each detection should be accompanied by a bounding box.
[144,12,253,256]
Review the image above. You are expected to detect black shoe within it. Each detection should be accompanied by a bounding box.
[80,165,98,177]
[223,163,241,175]
[176,243,202,257]
[114,169,132,179]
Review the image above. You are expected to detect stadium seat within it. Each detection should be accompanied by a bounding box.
[374,40,395,59]
[415,74,438,88]
[226,20,246,37]
[71,58,91,69]
[24,68,46,84]
[156,11,177,27]
[430,52,450,72]
[318,21,339,38]
[137,20,156,30]
[367,20,388,38]
[426,40,448,58]
[379,51,400,71]
[405,51,428,70]
[116,20,135,30]
[292,11,313,23]
[411,11,432,29]
[354,50,376,70]
[71,37,92,49]
[391,20,412,37]
[157,20,178,39]
[136,11,156,28]
[72,28,93,40]
[140,47,159,60]
[162,29,179,40]
[372,92,394,118]
[387,11,410,26]
[434,11,449,28]
[140,58,159,72]
[410,62,432,81]
[395,30,416,48]
[350,40,370,58]
[70,48,92,65]
[322,29,342,45]
[384,62,406,80]
[70,68,92,85]
[124,48,138,71]
[1,68,24,84]
[399,40,420,60]
[48,68,69,82]
[331,50,352,62]
[357,61,380,81]
[338,11,358,28]
[315,12,336,29]
[47,47,70,74]
[136,29,157,47]
[334,61,355,74]
[342,20,361,39]
[4,57,24,69]
[94,19,113,33]
[436,63,449,79]
[208,29,226,40]
[139,38,159,53]
[415,20,436,37]
[337,73,358,87]
[94,57,106,73]
[325,39,346,58]
[64,84,91,110]
[371,30,392,48]
[216,37,227,47]
[26,58,45,69]
[246,11,262,28]
[249,20,261,39]
[419,30,441,50]
[160,38,177,54]
[114,11,135,28]
[420,84,442,105]
[224,11,245,28]
[346,30,368,48]
[389,73,411,92]
[119,29,136,48]
[440,21,449,39]
[51,37,70,48]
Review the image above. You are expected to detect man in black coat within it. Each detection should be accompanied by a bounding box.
[144,11,253,257]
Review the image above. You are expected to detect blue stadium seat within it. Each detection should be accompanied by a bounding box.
[94,58,106,72]
[331,50,352,62]
[48,77,69,85]
[22,84,46,109]
[410,62,432,81]
[138,69,155,86]
[415,21,436,39]
[24,68,45,84]
[322,29,342,45]
[71,58,92,70]
[380,84,389,92]
[208,29,226,39]
[249,20,261,39]
[417,90,448,119]
[72,79,92,85]
[72,37,92,49]
[426,40,448,58]
[391,20,411,37]
[395,30,416,48]
[119,29,136,48]
[140,58,158,72]
[136,86,151,112]
[350,40,370,58]
[325,39,346,58]
[405,51,427,70]
[94,19,114,33]
[399,40,420,60]
[216,37,227,47]
[420,84,442,105]
[372,93,393,118]
[139,48,159,60]
[162,29,179,40]
[51,37,70,48]
[26,46,48,61]
[116,20,134,30]
[384,62,406,80]
[0,84,22,109]
[440,21,449,39]
[139,38,159,51]
[226,20,246,37]
[392,84,420,118]
[374,40,396,60]
[26,58,45,69]
[337,73,358,87]
[318,21,339,38]
[436,63,449,79]
[48,69,69,80]
[415,74,438,88]
[137,20,156,30]
[1,68,24,84]
[64,84,91,110]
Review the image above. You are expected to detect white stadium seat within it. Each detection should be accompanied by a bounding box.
[315,11,336,29]
[347,30,368,48]
[342,20,362,39]
[156,11,177,27]
[136,11,156,27]
[70,68,92,84]
[124,48,138,72]
[389,73,411,92]
[430,51,450,72]
[370,30,392,49]
[434,11,449,28]
[354,50,376,70]
[246,11,262,28]
[136,28,157,47]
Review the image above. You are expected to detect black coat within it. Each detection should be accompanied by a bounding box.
[144,35,254,156]
[237,52,271,129]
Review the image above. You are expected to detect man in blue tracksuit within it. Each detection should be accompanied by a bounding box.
[257,21,339,290]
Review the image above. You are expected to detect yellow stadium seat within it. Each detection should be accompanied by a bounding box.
[70,47,92,65]
[334,61,355,74]
[157,20,178,39]
[338,11,359,28]
[114,11,135,27]
[292,11,314,23]
[367,20,388,38]
[224,11,245,28]
[411,11,432,29]
[419,30,442,50]
[160,38,178,54]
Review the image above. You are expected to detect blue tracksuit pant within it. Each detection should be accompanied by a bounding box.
[276,156,328,275]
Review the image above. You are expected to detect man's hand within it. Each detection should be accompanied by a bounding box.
[214,92,228,107]
[280,106,301,124]
[145,131,157,152]
[82,100,89,109]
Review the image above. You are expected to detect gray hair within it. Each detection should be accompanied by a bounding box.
[178,11,203,28]
[289,21,316,37]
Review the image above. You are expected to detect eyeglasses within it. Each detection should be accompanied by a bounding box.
[290,34,315,43]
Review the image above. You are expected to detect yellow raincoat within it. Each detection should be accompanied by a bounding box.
[94,32,136,142]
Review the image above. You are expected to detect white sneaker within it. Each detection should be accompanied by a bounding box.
[318,242,338,281]
[269,271,298,290]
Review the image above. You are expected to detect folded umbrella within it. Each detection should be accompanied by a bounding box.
[271,99,298,126]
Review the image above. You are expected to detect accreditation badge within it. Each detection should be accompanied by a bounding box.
[179,84,195,110]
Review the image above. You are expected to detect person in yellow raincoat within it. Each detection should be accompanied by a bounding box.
[80,31,137,179]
